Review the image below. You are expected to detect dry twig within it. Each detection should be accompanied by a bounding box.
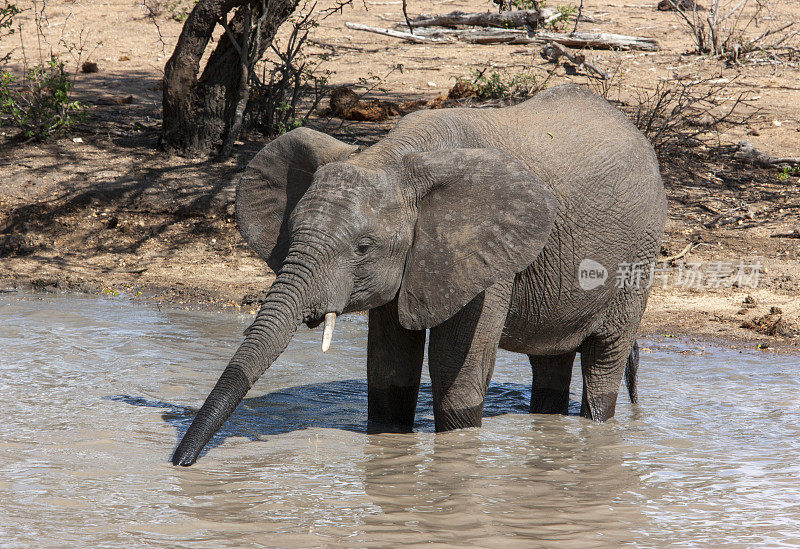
[663,242,696,264]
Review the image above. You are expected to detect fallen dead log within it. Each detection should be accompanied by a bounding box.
[409,26,530,44]
[409,8,555,30]
[347,22,659,50]
[770,230,800,239]
[344,22,438,43]
[733,140,800,170]
[411,8,601,29]
[534,31,659,51]
[417,28,659,49]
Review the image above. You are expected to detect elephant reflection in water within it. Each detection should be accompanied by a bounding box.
[359,419,650,544]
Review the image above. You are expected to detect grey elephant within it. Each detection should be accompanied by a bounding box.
[172,84,666,466]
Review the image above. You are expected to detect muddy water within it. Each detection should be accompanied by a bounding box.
[1,293,800,547]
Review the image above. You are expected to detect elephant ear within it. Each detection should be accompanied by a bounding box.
[397,148,557,330]
[236,127,358,272]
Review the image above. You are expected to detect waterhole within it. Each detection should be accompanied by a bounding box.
[1,292,799,546]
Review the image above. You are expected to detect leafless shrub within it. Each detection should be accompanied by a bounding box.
[1,2,21,66]
[665,0,798,62]
[622,76,756,155]
[245,6,330,137]
[585,58,624,100]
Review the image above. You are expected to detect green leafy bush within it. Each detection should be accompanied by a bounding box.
[0,56,86,140]
[551,5,576,31]
[777,166,800,182]
[143,0,195,22]
[164,0,192,22]
[459,68,541,100]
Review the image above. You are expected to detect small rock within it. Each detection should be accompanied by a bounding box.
[94,94,134,105]
[447,81,478,101]
[742,310,796,337]
[119,55,131,62]
[330,86,360,114]
[31,277,64,292]
[81,61,99,73]
[693,114,716,127]
[736,308,748,315]
[657,0,704,10]
[773,120,783,127]
[72,137,84,143]
[770,306,783,315]
[329,86,400,122]
[75,281,101,294]
[746,128,760,136]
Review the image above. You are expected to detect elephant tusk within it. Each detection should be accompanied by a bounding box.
[321,312,336,352]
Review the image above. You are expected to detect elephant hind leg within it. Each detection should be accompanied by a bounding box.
[528,352,576,415]
[625,340,639,404]
[579,333,637,421]
[581,277,650,420]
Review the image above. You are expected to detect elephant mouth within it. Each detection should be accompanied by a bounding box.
[304,309,340,330]
[305,315,325,329]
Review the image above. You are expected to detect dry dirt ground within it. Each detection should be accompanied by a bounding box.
[1,0,799,350]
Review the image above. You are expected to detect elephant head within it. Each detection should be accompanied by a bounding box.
[172,127,557,465]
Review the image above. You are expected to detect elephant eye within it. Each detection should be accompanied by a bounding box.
[355,237,376,255]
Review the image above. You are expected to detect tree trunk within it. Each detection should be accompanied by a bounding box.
[161,0,300,157]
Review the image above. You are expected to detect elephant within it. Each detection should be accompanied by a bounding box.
[171,84,666,466]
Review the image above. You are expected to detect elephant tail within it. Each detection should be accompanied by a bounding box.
[625,340,639,404]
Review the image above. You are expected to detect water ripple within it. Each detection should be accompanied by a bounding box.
[1,293,799,546]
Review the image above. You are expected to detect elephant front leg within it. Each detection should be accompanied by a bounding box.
[367,298,426,432]
[529,352,576,415]
[427,281,512,431]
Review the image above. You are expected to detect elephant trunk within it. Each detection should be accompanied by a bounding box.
[172,254,315,466]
